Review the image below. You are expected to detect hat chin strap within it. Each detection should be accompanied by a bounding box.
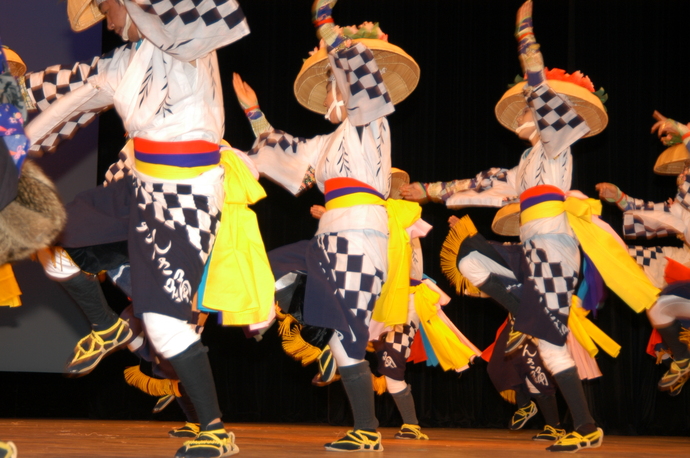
[324,81,344,122]
[122,12,134,41]
[515,121,538,141]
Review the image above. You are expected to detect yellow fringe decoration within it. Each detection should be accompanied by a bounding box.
[680,327,690,347]
[656,348,673,365]
[371,374,387,395]
[440,215,482,296]
[123,366,181,398]
[500,389,517,405]
[275,306,321,366]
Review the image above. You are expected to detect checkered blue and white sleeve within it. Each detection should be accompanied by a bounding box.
[248,128,325,196]
[330,42,394,127]
[527,82,590,160]
[23,44,133,155]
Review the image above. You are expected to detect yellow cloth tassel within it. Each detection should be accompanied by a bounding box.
[371,374,387,395]
[412,282,478,371]
[567,297,621,358]
[500,389,517,405]
[440,215,481,297]
[0,264,22,307]
[201,149,275,325]
[372,198,422,327]
[123,366,181,398]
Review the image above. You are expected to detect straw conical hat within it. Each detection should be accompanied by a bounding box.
[654,143,689,176]
[491,203,521,237]
[495,78,608,138]
[294,38,420,115]
[67,0,105,32]
[2,46,26,77]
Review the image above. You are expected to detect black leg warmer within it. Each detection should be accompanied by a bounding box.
[340,361,378,431]
[168,341,222,430]
[391,384,418,425]
[60,272,118,331]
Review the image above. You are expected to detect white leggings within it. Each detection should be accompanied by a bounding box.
[37,247,81,281]
[328,333,363,368]
[385,377,407,394]
[142,312,201,359]
[458,251,516,287]
[647,294,690,328]
[538,339,575,375]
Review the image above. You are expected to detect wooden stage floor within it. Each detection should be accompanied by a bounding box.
[1,419,688,457]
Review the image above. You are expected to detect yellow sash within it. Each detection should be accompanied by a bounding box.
[325,192,421,327]
[521,197,659,313]
[200,150,275,325]
[568,299,621,358]
[412,282,477,371]
[0,263,21,307]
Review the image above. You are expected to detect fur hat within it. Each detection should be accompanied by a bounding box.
[0,160,66,264]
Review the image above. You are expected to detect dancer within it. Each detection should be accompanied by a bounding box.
[404,1,658,452]
[596,110,690,395]
[21,1,257,456]
[233,0,420,451]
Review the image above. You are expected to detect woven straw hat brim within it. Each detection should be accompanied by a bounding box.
[293,38,420,115]
[495,80,608,138]
[3,47,26,77]
[491,202,521,237]
[389,167,409,200]
[654,143,689,176]
[68,0,105,32]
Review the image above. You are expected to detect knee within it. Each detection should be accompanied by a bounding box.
[37,247,80,281]
[142,313,200,359]
[538,340,575,375]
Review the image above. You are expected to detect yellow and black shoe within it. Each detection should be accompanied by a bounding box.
[659,358,690,393]
[546,427,603,453]
[394,424,429,440]
[532,425,566,441]
[313,345,341,387]
[65,318,133,377]
[509,400,538,430]
[169,422,201,438]
[0,440,17,458]
[324,430,383,452]
[174,427,238,458]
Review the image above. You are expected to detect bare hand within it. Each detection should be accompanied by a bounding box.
[310,205,326,220]
[448,215,460,228]
[400,182,426,202]
[651,110,690,146]
[595,182,619,201]
[233,72,259,109]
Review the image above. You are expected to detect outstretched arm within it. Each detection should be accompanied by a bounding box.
[312,0,348,52]
[651,110,690,148]
[516,0,544,88]
[595,182,631,211]
[233,73,272,138]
